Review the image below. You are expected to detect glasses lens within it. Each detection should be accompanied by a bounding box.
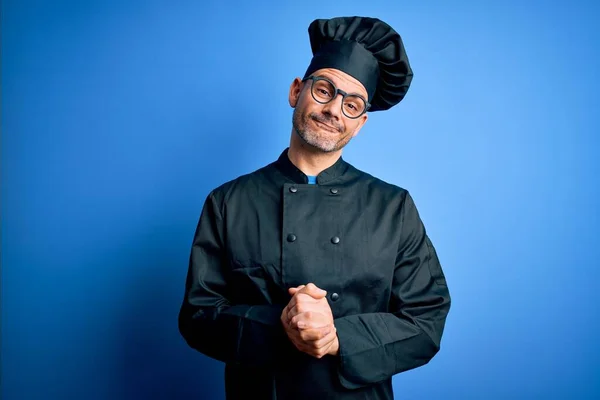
[342,95,367,118]
[311,79,335,103]
[309,77,366,118]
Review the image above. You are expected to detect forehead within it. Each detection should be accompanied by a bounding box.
[310,68,368,98]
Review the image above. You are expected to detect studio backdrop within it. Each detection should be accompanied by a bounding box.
[2,0,599,399]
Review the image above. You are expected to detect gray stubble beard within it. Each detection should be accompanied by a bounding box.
[292,108,350,153]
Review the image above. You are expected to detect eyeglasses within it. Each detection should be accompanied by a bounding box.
[301,76,370,119]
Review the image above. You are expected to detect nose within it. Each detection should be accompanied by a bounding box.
[321,93,343,121]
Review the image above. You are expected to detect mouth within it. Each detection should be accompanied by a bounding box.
[313,118,339,133]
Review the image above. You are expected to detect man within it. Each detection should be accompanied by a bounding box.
[178,16,451,399]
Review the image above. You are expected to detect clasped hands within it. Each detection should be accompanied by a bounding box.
[280,282,339,359]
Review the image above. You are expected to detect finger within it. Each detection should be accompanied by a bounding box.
[298,326,332,341]
[286,303,325,324]
[288,285,305,295]
[298,330,337,359]
[288,299,334,323]
[281,306,290,325]
[297,283,327,299]
[290,311,330,330]
[286,328,324,350]
[282,295,301,322]
[286,292,319,311]
[281,301,291,321]
[309,327,337,349]
[312,338,336,359]
[285,294,323,322]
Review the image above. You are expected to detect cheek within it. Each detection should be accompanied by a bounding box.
[294,103,314,126]
[344,121,359,135]
[295,96,312,115]
[299,91,315,107]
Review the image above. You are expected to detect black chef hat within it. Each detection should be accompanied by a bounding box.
[303,16,413,112]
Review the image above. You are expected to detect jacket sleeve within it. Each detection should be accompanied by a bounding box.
[334,191,451,389]
[178,191,292,367]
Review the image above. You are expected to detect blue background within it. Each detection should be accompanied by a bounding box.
[2,0,599,399]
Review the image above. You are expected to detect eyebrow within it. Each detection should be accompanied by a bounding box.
[318,74,367,98]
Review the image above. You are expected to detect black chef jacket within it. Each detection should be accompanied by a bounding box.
[178,148,451,399]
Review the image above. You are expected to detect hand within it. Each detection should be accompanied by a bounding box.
[280,283,340,358]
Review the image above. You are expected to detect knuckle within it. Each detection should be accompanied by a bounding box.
[298,293,309,302]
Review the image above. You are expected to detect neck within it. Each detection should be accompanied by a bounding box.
[288,130,342,176]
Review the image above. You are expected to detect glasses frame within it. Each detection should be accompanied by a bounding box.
[301,75,371,119]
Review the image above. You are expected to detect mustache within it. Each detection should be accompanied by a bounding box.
[309,113,342,132]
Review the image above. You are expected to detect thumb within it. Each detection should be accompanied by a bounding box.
[299,282,327,299]
[288,285,305,295]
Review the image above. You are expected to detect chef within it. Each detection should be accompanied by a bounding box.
[178,15,451,399]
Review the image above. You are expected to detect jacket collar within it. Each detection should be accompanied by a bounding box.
[274,147,349,185]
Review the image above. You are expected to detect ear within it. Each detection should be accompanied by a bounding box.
[351,113,369,138]
[288,77,304,108]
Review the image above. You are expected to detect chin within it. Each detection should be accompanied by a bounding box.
[309,137,344,153]
[297,132,333,152]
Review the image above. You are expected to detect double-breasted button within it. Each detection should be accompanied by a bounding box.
[330,188,339,195]
[331,236,340,244]
[289,186,297,193]
[331,292,340,301]
[287,234,297,242]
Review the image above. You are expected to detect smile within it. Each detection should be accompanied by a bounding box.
[313,119,339,132]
